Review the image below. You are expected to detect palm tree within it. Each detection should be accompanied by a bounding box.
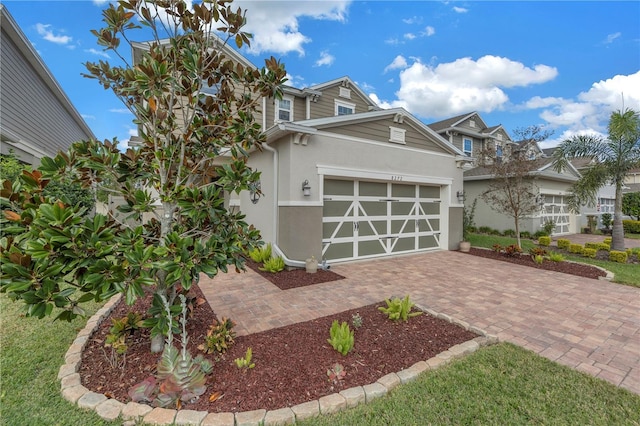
[552,108,640,251]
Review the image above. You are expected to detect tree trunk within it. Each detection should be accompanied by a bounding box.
[611,183,625,251]
[515,217,521,249]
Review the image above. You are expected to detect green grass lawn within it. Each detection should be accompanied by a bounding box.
[301,343,640,426]
[468,233,640,287]
[2,292,640,425]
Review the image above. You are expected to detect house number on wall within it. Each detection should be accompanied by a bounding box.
[391,175,403,181]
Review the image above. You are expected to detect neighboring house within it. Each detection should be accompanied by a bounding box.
[0,4,95,166]
[624,168,640,194]
[429,112,581,236]
[130,39,469,265]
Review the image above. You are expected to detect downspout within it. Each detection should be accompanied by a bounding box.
[262,135,329,270]
[262,141,308,269]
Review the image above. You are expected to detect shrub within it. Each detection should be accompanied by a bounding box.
[351,312,363,329]
[504,244,522,257]
[492,244,503,253]
[489,229,502,235]
[557,239,571,250]
[584,242,599,249]
[478,226,493,234]
[542,219,556,236]
[603,237,612,244]
[533,230,548,240]
[502,229,516,237]
[198,317,236,354]
[259,256,285,273]
[597,243,610,251]
[583,248,597,258]
[234,348,255,370]
[601,213,613,230]
[609,250,628,263]
[538,236,551,246]
[623,220,640,234]
[548,252,564,262]
[529,247,547,257]
[533,254,544,265]
[520,231,532,239]
[378,295,423,322]
[569,244,584,254]
[327,320,354,356]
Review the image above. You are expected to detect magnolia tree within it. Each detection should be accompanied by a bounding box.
[0,0,286,352]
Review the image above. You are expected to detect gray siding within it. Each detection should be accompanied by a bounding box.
[1,25,93,162]
[321,118,449,155]
[309,84,371,119]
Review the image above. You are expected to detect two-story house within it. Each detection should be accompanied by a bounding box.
[0,4,95,166]
[428,112,581,236]
[129,39,469,265]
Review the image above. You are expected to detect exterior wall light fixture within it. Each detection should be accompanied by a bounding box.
[302,179,311,196]
[249,180,261,204]
[456,190,465,203]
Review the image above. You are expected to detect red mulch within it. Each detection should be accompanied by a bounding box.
[79,285,478,413]
[465,247,608,279]
[243,258,345,290]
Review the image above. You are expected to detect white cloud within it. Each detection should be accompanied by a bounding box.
[385,38,401,45]
[314,51,335,67]
[423,26,435,37]
[453,6,468,13]
[86,48,110,59]
[368,93,393,109]
[404,33,416,40]
[529,71,640,138]
[35,23,72,45]
[92,0,110,5]
[402,16,423,25]
[233,1,350,56]
[385,56,557,118]
[117,128,138,152]
[603,32,621,45]
[109,108,131,114]
[384,55,408,74]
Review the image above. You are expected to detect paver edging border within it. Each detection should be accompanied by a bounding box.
[60,297,499,425]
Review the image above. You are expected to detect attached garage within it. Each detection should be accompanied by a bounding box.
[540,193,570,235]
[322,179,442,262]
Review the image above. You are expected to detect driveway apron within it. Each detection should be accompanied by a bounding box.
[199,250,640,394]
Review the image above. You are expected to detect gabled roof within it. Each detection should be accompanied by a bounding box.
[307,76,380,111]
[427,111,489,133]
[266,107,464,157]
[464,157,581,183]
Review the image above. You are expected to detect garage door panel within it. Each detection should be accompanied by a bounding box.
[323,179,443,261]
[391,201,413,215]
[359,181,386,196]
[358,240,386,257]
[392,183,415,197]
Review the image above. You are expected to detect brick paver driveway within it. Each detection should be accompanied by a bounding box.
[200,250,640,394]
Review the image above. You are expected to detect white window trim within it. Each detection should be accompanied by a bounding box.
[275,96,293,122]
[463,138,473,156]
[335,99,356,116]
[389,126,406,145]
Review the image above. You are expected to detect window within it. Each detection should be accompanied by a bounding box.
[496,144,503,159]
[335,100,355,116]
[463,138,473,156]
[389,126,406,144]
[275,96,293,121]
[598,198,614,213]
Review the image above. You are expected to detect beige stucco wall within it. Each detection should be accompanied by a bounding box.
[449,206,463,249]
[243,131,463,262]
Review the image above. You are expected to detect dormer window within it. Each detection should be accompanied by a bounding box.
[276,96,293,121]
[335,100,355,116]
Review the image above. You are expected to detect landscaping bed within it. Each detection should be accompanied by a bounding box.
[79,284,478,413]
[465,247,608,280]
[244,258,345,290]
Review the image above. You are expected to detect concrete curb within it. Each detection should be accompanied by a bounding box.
[59,298,498,425]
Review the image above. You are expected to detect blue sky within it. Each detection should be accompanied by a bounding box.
[4,1,639,150]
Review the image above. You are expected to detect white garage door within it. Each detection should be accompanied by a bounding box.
[322,179,441,262]
[541,194,570,235]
